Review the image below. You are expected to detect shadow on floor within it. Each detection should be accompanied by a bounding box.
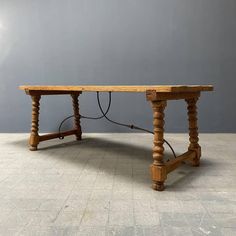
[10,135,213,191]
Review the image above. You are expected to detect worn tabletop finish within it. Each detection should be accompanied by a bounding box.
[19,85,213,93]
[19,84,213,191]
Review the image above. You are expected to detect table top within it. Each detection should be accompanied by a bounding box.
[19,85,213,93]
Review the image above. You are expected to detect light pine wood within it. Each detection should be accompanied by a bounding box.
[146,91,201,101]
[39,129,78,142]
[29,95,41,151]
[150,100,167,191]
[20,84,213,191]
[28,94,83,150]
[186,97,201,166]
[19,85,213,93]
[166,151,196,174]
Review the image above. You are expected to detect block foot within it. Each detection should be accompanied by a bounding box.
[29,146,37,151]
[152,181,165,191]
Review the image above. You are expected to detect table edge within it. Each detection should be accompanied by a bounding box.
[19,85,214,93]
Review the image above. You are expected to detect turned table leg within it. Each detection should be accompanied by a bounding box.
[29,95,41,151]
[71,93,82,140]
[150,100,167,191]
[185,97,201,166]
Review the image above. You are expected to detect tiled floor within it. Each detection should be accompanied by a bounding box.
[0,133,235,236]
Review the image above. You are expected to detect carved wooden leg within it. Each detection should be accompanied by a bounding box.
[151,100,167,191]
[29,95,41,151]
[185,97,201,166]
[71,94,82,140]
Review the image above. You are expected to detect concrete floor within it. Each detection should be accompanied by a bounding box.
[0,133,235,236]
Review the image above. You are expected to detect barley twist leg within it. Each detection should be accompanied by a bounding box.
[71,93,82,140]
[185,97,201,166]
[29,95,41,151]
[151,100,167,191]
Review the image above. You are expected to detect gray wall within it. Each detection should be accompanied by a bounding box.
[0,0,235,133]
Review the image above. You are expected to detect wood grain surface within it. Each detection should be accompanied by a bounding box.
[19,85,213,93]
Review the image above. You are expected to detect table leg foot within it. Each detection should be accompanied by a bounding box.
[152,181,165,191]
[29,133,40,151]
[29,146,37,151]
[191,146,201,167]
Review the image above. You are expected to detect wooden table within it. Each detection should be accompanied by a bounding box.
[19,85,213,191]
